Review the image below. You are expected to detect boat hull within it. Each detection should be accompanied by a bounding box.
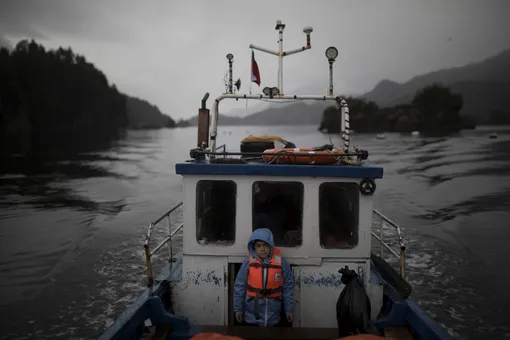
[99,256,452,340]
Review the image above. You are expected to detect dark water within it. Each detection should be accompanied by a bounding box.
[0,125,509,339]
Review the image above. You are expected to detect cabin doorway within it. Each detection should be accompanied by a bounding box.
[227,263,293,328]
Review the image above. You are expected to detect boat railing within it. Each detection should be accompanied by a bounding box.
[143,145,226,286]
[371,209,406,278]
[215,144,226,153]
[143,204,407,285]
[144,202,183,286]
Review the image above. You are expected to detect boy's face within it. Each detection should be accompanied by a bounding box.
[254,240,270,259]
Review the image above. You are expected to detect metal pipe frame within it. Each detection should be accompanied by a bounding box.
[371,209,407,278]
[143,203,183,286]
[209,94,348,153]
[249,22,311,95]
[144,201,406,283]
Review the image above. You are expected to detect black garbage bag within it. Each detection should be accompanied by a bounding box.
[336,266,379,337]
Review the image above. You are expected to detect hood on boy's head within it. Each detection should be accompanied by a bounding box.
[248,228,275,258]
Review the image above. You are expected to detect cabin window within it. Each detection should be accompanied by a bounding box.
[252,181,303,247]
[196,180,236,245]
[319,182,359,249]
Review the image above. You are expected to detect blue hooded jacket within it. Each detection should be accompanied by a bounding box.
[233,228,294,326]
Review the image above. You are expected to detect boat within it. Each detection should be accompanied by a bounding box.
[99,21,453,340]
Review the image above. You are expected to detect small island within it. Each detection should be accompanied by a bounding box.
[319,84,477,136]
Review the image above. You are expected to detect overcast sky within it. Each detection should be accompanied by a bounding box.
[1,0,509,120]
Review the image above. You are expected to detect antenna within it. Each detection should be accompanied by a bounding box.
[249,20,313,95]
[325,46,338,96]
[226,53,234,94]
[223,71,229,93]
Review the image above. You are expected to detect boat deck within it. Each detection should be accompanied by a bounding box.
[149,325,414,340]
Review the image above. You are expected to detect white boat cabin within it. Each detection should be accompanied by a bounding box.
[170,160,385,328]
[161,19,388,330]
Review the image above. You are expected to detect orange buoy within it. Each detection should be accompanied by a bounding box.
[262,148,343,165]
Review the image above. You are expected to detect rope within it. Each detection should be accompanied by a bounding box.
[263,148,363,166]
[266,149,298,164]
[210,158,247,164]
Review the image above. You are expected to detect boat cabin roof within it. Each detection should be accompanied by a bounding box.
[176,161,384,179]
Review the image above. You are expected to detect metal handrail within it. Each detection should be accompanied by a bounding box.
[144,202,183,286]
[143,201,406,284]
[215,144,226,152]
[371,209,406,278]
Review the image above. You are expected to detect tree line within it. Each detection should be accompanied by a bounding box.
[319,84,481,136]
[0,39,175,157]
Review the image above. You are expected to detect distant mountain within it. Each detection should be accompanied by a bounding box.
[361,48,510,120]
[177,48,510,127]
[180,101,331,127]
[241,101,331,125]
[177,112,244,127]
[126,96,176,129]
[380,80,510,119]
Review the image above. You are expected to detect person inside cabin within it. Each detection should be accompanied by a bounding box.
[252,182,300,246]
[233,228,294,327]
[320,184,356,248]
[322,218,352,248]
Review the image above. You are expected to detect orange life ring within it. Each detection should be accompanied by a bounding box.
[262,148,343,165]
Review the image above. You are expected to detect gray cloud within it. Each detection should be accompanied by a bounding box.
[0,0,140,42]
[0,36,12,49]
[1,0,509,120]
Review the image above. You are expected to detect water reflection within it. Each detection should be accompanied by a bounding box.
[420,188,510,222]
[0,132,162,215]
[402,137,449,152]
[0,160,130,216]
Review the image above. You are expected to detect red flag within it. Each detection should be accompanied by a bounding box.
[251,50,261,86]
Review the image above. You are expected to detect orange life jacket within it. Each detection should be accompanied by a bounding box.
[246,247,283,299]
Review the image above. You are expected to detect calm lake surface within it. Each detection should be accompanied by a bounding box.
[1,125,509,339]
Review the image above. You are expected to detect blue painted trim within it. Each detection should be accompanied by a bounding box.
[98,285,156,340]
[406,299,453,340]
[371,265,453,339]
[370,264,405,303]
[175,162,384,179]
[369,266,385,285]
[156,257,183,283]
[374,301,409,329]
[99,258,187,340]
[148,296,189,330]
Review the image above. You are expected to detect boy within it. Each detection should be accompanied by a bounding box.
[233,228,294,327]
